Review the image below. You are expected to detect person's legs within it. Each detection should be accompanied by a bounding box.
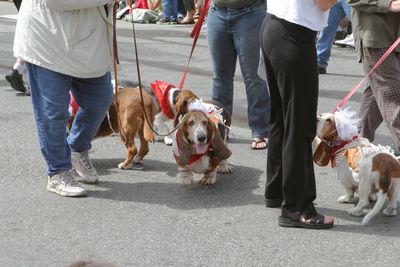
[316,3,343,71]
[206,6,236,117]
[68,72,113,153]
[26,63,73,176]
[358,83,382,142]
[362,49,400,151]
[232,2,270,141]
[261,15,331,227]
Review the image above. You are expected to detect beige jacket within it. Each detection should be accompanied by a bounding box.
[14,0,115,78]
[348,0,400,61]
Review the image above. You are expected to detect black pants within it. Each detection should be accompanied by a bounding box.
[13,0,22,11]
[260,14,318,219]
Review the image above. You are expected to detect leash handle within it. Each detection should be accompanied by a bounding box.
[178,0,211,89]
[332,36,400,113]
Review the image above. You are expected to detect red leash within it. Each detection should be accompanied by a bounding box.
[178,0,211,89]
[332,36,400,113]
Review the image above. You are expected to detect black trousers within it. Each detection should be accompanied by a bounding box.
[260,14,318,219]
[13,0,22,11]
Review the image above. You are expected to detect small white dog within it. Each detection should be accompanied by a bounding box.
[349,152,400,225]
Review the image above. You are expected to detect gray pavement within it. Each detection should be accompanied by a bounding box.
[1,1,400,266]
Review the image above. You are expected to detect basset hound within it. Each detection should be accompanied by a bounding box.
[349,152,400,225]
[314,109,393,204]
[69,85,156,170]
[172,102,232,185]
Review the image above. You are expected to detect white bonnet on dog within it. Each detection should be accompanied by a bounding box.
[188,99,209,116]
[334,107,359,141]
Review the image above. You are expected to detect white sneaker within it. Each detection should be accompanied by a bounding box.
[47,170,86,197]
[71,151,99,184]
[334,33,355,48]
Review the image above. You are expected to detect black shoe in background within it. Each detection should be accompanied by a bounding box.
[318,66,327,75]
[5,69,27,93]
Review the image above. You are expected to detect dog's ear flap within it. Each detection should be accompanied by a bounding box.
[209,122,232,160]
[313,141,332,167]
[175,120,192,165]
[173,95,190,127]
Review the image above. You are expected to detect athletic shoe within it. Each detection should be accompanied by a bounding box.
[47,170,86,197]
[156,18,171,24]
[5,69,28,93]
[334,34,355,48]
[72,151,99,184]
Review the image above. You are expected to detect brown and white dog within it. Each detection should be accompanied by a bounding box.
[151,85,232,174]
[69,85,155,170]
[172,107,232,185]
[349,152,400,225]
[314,108,393,203]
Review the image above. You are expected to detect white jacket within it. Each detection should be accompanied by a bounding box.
[14,0,115,78]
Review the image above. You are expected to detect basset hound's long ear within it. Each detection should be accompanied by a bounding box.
[313,141,332,167]
[208,120,232,160]
[175,117,192,165]
[173,91,198,127]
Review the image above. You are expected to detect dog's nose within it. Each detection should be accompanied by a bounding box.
[197,134,207,143]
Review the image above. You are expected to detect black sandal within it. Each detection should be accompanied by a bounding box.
[278,214,334,229]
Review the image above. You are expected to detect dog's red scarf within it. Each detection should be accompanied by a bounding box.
[151,80,177,119]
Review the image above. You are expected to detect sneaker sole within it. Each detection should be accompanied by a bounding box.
[47,187,86,197]
[75,170,99,184]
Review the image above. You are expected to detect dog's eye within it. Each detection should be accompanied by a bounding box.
[188,120,195,126]
[202,120,208,126]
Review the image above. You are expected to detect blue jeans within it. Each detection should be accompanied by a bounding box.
[316,0,352,69]
[26,63,113,176]
[162,0,178,20]
[206,0,270,138]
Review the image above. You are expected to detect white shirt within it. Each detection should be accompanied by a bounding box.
[267,0,329,31]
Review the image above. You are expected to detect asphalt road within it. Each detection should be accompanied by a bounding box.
[1,1,400,266]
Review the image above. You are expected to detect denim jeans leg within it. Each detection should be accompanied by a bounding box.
[67,72,113,153]
[162,0,172,19]
[340,0,352,20]
[233,3,269,138]
[316,3,343,69]
[207,6,236,115]
[26,63,73,176]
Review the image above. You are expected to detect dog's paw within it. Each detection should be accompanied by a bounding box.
[369,193,378,202]
[198,176,216,186]
[181,177,195,185]
[337,195,356,203]
[133,155,143,164]
[217,164,232,174]
[118,162,133,170]
[383,207,397,217]
[349,207,364,217]
[164,136,173,146]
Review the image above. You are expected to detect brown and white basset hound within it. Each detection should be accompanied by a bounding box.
[172,107,232,185]
[349,152,400,225]
[69,85,156,170]
[314,109,393,204]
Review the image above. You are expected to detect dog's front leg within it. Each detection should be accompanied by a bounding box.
[217,159,232,174]
[349,177,370,217]
[199,169,217,185]
[178,166,195,185]
[337,187,356,204]
[153,113,173,145]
